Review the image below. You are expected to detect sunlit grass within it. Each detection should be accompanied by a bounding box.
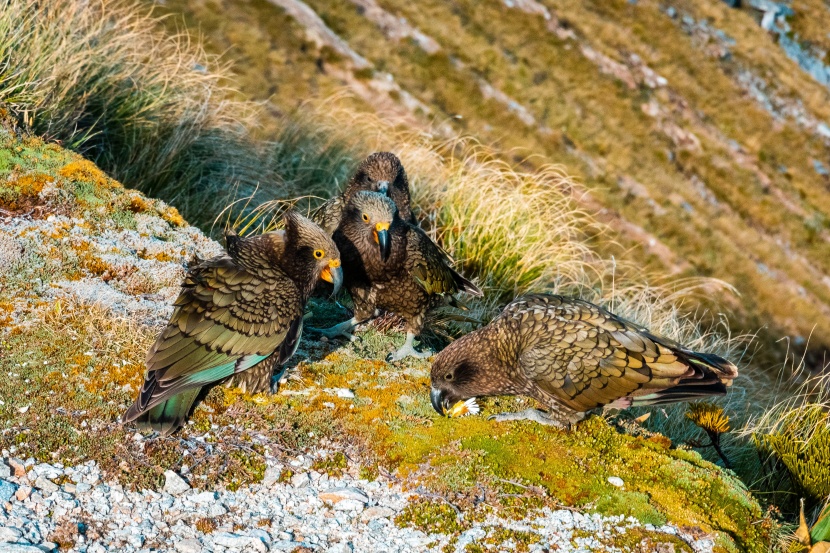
[0,0,265,226]
[742,357,830,516]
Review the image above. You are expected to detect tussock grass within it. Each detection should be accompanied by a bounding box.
[0,0,264,225]
[741,355,830,515]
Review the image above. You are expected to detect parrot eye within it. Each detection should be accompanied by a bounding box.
[444,373,453,381]
[313,249,325,259]
[362,213,370,223]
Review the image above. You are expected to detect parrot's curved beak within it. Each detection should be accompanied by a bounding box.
[430,386,448,416]
[377,180,389,195]
[374,222,391,262]
[321,260,343,296]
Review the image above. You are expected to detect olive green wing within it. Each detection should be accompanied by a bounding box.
[124,256,303,419]
[406,226,482,297]
[225,313,304,394]
[507,294,717,413]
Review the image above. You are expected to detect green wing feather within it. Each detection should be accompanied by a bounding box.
[124,255,302,435]
[407,226,481,297]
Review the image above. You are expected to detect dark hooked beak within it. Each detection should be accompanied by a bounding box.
[430,386,447,416]
[321,261,343,297]
[374,223,391,262]
[377,180,389,194]
[330,265,343,297]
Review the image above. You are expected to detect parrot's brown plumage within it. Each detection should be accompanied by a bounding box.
[312,152,415,234]
[123,211,342,436]
[314,191,481,361]
[430,294,738,427]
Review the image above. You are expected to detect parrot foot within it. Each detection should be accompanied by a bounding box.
[386,332,433,362]
[308,317,360,342]
[488,408,569,428]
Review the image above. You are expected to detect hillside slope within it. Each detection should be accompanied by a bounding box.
[0,122,772,551]
[149,0,830,371]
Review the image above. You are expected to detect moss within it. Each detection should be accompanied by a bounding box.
[395,499,463,535]
[481,526,541,552]
[0,172,52,211]
[160,205,186,227]
[312,451,348,478]
[58,160,115,190]
[359,464,379,481]
[611,527,694,552]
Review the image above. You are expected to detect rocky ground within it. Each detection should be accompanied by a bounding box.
[0,454,715,553]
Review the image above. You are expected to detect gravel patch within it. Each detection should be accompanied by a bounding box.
[0,457,715,552]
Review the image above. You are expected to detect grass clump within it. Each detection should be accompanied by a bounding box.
[746,368,830,512]
[0,0,264,227]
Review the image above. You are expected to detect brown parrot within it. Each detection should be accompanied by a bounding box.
[430,294,738,427]
[312,152,415,234]
[123,211,342,436]
[311,191,481,361]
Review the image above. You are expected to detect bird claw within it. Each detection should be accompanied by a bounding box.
[487,409,569,428]
[386,343,433,362]
[307,322,359,342]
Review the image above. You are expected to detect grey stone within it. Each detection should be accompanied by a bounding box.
[0,546,44,553]
[163,470,190,496]
[262,466,281,487]
[270,541,302,552]
[0,527,23,543]
[360,506,395,522]
[333,499,365,512]
[191,491,217,504]
[36,542,57,553]
[0,462,11,479]
[212,533,267,552]
[0,480,18,502]
[175,539,202,553]
[33,476,59,494]
[318,487,369,505]
[176,539,202,553]
[31,464,61,480]
[290,472,310,488]
[326,543,353,553]
[248,530,271,545]
[207,503,227,517]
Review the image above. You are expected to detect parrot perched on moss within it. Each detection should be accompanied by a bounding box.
[123,211,342,435]
[312,191,481,361]
[430,294,738,427]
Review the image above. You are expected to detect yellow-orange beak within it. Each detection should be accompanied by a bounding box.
[373,222,391,261]
[320,259,343,295]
